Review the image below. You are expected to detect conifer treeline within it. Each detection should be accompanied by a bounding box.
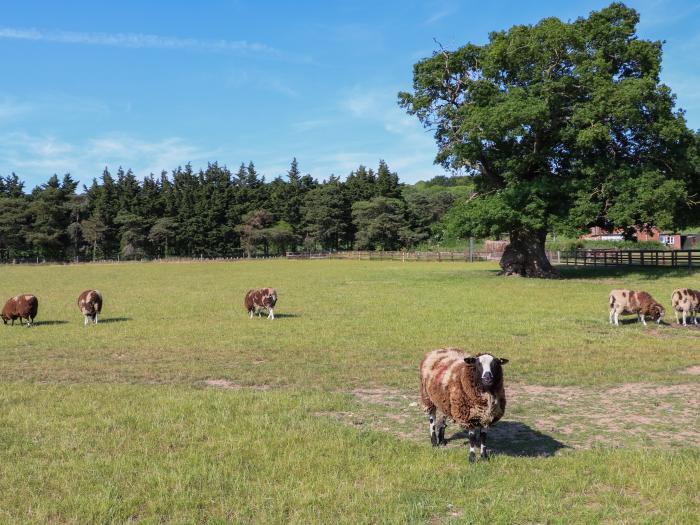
[0,158,462,261]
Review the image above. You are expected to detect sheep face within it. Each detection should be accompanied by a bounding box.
[651,304,665,323]
[465,354,508,390]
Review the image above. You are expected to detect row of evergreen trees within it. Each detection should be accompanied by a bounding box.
[0,159,460,261]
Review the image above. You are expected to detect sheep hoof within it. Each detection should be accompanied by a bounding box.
[439,439,447,447]
[431,434,438,447]
[481,450,490,460]
[469,451,475,464]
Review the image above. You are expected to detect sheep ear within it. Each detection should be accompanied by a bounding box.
[498,358,509,365]
[464,357,476,364]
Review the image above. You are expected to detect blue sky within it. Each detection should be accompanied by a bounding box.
[1,0,699,188]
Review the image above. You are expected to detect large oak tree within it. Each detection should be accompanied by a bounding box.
[399,3,697,277]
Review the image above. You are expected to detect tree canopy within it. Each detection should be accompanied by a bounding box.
[399,2,699,276]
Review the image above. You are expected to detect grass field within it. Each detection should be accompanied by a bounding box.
[1,260,699,524]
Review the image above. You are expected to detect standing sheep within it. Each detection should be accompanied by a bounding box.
[608,289,665,326]
[2,294,39,326]
[77,289,103,325]
[671,288,700,326]
[420,348,508,463]
[244,288,278,320]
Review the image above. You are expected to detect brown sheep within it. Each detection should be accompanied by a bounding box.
[244,288,278,320]
[671,288,700,326]
[609,289,665,326]
[77,289,103,325]
[2,294,39,327]
[420,348,508,463]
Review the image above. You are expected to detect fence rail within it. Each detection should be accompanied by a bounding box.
[286,250,505,262]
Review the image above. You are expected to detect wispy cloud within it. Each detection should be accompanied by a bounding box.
[0,96,34,122]
[227,70,299,98]
[424,2,458,25]
[0,26,281,56]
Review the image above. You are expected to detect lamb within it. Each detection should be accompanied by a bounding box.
[244,288,278,320]
[77,289,103,325]
[608,289,665,326]
[671,288,700,326]
[419,348,508,463]
[2,294,39,327]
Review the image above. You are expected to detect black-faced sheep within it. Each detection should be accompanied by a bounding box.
[609,289,664,326]
[419,348,508,463]
[671,288,700,326]
[244,288,278,320]
[77,289,103,325]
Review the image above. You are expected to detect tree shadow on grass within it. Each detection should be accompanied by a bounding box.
[557,266,699,281]
[447,421,568,457]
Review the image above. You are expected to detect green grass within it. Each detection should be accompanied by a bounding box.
[1,260,699,523]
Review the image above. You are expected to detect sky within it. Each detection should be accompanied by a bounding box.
[1,0,699,189]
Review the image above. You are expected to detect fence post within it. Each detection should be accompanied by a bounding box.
[469,238,474,262]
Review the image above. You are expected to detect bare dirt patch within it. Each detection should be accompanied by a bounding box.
[203,379,271,391]
[334,381,700,454]
[682,365,700,375]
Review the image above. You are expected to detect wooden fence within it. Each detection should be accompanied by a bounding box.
[288,249,700,268]
[560,249,700,268]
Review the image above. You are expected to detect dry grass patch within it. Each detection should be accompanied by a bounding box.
[331,381,700,452]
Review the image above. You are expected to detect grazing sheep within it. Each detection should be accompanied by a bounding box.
[77,289,103,325]
[671,288,700,326]
[2,294,39,326]
[419,348,508,463]
[244,288,278,320]
[608,289,665,326]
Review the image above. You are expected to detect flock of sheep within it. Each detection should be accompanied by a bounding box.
[609,287,700,326]
[1,289,102,327]
[3,282,698,463]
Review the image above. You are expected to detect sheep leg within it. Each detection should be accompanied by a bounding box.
[468,430,477,463]
[682,310,687,326]
[480,429,489,460]
[614,311,619,326]
[84,315,89,326]
[609,308,614,324]
[248,310,253,319]
[94,313,99,325]
[437,416,447,446]
[268,308,274,320]
[639,314,647,326]
[675,310,681,324]
[428,409,437,447]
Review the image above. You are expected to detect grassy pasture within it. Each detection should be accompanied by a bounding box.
[1,260,699,524]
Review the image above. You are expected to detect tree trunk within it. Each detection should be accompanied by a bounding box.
[499,230,558,278]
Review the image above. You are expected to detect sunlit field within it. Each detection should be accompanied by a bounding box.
[1,260,699,523]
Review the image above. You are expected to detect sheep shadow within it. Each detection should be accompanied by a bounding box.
[98,317,131,324]
[248,313,299,319]
[28,320,69,326]
[447,421,567,457]
[611,318,672,327]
